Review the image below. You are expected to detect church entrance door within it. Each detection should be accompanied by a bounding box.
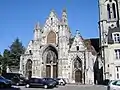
[53,65,58,78]
[75,70,82,83]
[73,56,82,83]
[44,46,58,78]
[46,65,51,77]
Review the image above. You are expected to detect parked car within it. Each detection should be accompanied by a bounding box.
[43,77,59,86]
[102,79,110,85]
[55,78,67,85]
[2,73,26,86]
[0,76,12,88]
[107,80,120,90]
[25,78,56,89]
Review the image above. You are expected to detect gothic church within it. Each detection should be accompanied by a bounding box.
[19,9,97,84]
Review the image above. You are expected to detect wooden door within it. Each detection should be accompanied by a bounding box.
[46,65,51,78]
[75,70,82,83]
[53,65,58,78]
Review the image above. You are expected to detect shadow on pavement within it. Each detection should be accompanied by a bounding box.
[0,87,21,90]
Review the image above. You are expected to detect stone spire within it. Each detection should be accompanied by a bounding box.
[34,22,40,30]
[61,8,68,25]
[34,22,41,40]
[76,30,80,37]
[75,30,84,42]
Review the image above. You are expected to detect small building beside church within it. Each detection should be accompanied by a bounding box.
[19,9,97,84]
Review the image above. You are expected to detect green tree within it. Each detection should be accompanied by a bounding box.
[3,49,11,66]
[9,38,25,67]
[2,49,11,73]
[0,38,25,74]
[0,54,2,74]
[0,54,2,65]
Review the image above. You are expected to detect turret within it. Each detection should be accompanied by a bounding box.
[34,22,41,40]
[61,8,68,26]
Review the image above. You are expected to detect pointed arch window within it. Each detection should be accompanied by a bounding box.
[74,58,82,69]
[107,4,111,19]
[46,50,57,64]
[112,3,116,18]
[46,51,51,63]
[47,31,56,44]
[53,52,57,63]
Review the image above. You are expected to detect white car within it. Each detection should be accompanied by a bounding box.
[107,80,120,90]
[56,78,66,86]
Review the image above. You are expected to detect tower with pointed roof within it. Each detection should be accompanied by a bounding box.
[19,9,97,84]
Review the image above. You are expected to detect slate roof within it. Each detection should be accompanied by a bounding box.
[108,27,120,44]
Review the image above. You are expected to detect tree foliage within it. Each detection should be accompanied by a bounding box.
[1,38,25,73]
[0,54,2,65]
[9,38,25,66]
[0,54,2,74]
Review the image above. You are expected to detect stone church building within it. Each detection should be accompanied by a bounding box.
[19,9,97,84]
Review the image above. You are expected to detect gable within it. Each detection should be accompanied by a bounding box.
[70,35,85,51]
[42,10,60,34]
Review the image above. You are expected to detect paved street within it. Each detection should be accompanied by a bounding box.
[1,85,107,90]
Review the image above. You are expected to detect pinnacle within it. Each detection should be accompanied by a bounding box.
[63,8,67,12]
[34,22,40,30]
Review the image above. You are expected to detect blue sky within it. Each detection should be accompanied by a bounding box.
[0,0,99,54]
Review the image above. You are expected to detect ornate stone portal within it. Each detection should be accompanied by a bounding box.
[74,56,82,83]
[42,45,58,78]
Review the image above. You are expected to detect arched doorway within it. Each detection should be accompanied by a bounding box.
[43,45,58,78]
[74,56,82,83]
[26,59,32,79]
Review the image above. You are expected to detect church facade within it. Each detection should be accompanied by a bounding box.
[99,0,120,80]
[19,9,97,84]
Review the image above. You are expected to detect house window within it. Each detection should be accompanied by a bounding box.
[76,46,79,51]
[113,33,120,43]
[107,4,111,19]
[115,49,120,59]
[112,3,116,18]
[117,67,119,72]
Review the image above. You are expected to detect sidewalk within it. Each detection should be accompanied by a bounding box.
[67,83,95,86]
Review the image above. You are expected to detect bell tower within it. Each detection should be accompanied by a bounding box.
[99,0,119,45]
[99,0,120,80]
